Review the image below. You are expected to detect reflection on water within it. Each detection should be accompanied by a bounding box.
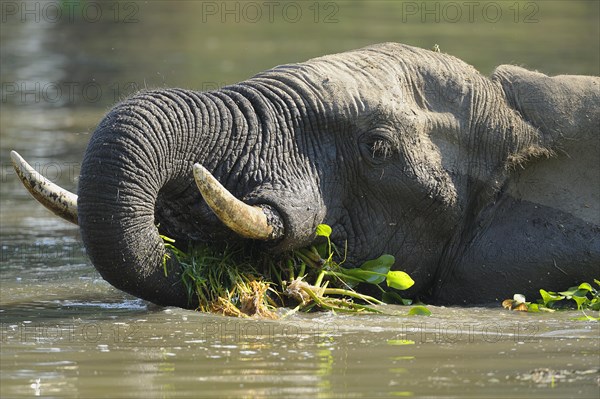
[1,300,599,398]
[1,1,599,398]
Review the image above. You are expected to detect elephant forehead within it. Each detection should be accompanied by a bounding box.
[302,57,406,107]
[261,43,477,117]
[251,64,401,118]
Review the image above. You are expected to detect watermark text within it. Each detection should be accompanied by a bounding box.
[399,1,539,23]
[1,1,139,23]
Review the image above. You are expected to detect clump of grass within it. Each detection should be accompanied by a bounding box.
[162,237,279,318]
[161,224,422,318]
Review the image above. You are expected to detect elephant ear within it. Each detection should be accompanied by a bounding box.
[494,65,600,225]
[492,65,600,147]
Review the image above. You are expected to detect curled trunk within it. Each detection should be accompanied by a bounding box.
[77,90,200,307]
[76,87,322,307]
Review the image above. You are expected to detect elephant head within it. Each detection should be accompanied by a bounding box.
[14,43,598,307]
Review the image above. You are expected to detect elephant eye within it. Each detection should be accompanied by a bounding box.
[371,138,394,160]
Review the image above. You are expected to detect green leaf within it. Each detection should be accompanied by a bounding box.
[382,291,412,305]
[360,254,395,273]
[572,315,600,321]
[328,271,360,288]
[538,306,556,313]
[315,224,332,238]
[539,289,564,306]
[338,268,387,285]
[578,282,593,292]
[408,306,431,316]
[560,289,590,301]
[527,303,541,312]
[387,339,415,345]
[572,295,589,310]
[332,255,396,285]
[559,286,580,298]
[314,242,329,259]
[386,271,415,291]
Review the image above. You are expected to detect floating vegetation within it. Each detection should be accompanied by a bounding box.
[162,224,424,318]
[503,280,600,321]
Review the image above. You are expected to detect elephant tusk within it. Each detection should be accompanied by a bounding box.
[193,164,282,241]
[10,150,78,225]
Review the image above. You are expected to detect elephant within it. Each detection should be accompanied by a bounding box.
[12,43,599,308]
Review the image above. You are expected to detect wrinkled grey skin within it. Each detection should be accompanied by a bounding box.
[76,43,599,308]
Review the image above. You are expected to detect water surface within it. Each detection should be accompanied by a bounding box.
[1,1,599,397]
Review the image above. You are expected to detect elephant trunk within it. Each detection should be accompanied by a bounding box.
[77,90,203,308]
[12,83,324,307]
[76,87,320,307]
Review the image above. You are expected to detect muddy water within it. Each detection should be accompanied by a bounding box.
[2,284,599,398]
[1,1,599,398]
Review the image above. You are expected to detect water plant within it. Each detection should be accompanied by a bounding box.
[161,224,424,318]
[162,236,279,318]
[503,280,600,321]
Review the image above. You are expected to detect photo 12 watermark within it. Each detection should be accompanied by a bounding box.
[1,321,142,344]
[1,1,140,23]
[0,80,252,106]
[1,81,144,106]
[0,319,541,346]
[392,321,540,344]
[2,160,80,184]
[0,319,339,345]
[198,1,340,23]
[398,1,540,23]
[1,241,86,264]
